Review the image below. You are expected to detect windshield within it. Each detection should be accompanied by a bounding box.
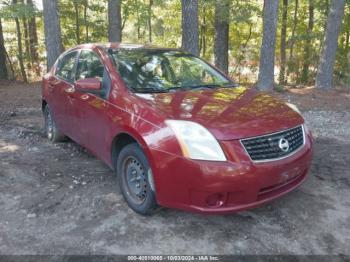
[109,49,235,93]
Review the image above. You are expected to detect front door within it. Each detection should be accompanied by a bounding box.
[70,49,113,161]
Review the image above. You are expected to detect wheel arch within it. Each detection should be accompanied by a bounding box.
[110,130,158,194]
[110,130,154,172]
[111,132,137,170]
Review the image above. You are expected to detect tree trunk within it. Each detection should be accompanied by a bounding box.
[200,5,207,57]
[27,0,40,75]
[181,0,199,56]
[6,49,15,79]
[316,0,346,89]
[108,0,122,42]
[287,0,298,79]
[315,0,330,56]
[136,7,141,39]
[0,18,8,80]
[257,0,279,91]
[22,17,31,63]
[214,0,230,74]
[279,0,288,85]
[15,18,28,82]
[148,0,153,43]
[289,0,298,60]
[346,12,350,48]
[84,1,89,42]
[73,2,81,44]
[301,0,314,84]
[42,0,63,71]
[13,0,27,82]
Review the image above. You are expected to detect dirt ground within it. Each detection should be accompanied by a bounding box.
[0,80,350,255]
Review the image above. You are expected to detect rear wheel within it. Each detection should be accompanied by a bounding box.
[117,143,158,215]
[44,105,67,142]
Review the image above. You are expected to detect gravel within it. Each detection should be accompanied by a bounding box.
[303,111,350,142]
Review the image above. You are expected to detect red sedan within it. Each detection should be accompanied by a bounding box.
[42,43,313,215]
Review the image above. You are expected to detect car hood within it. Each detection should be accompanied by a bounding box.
[135,86,304,140]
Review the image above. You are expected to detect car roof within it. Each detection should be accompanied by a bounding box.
[73,42,180,52]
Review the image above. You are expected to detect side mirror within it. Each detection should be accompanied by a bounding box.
[75,78,101,92]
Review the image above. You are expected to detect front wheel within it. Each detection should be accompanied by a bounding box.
[44,105,67,142]
[117,143,158,215]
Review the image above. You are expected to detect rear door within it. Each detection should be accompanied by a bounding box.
[48,51,78,136]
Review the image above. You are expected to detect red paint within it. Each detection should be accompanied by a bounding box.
[75,78,101,91]
[42,43,313,214]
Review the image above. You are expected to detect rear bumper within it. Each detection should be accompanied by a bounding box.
[149,133,313,215]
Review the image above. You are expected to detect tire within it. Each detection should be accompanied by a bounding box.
[44,105,67,142]
[117,143,158,215]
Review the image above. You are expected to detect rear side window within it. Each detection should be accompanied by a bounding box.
[56,51,78,82]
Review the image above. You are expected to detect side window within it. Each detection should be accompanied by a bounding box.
[76,50,111,99]
[76,50,104,80]
[56,51,78,82]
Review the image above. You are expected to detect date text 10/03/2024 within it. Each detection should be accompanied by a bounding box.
[127,255,220,261]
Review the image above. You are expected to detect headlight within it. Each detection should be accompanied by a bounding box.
[165,120,227,161]
[286,102,301,114]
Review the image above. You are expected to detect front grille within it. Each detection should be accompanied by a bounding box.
[241,125,304,162]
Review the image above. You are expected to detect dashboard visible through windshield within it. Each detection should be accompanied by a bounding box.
[109,49,235,93]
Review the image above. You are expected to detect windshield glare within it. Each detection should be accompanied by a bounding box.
[110,49,233,93]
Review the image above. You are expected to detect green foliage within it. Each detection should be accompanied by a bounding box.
[0,1,39,19]
[0,0,349,86]
[0,0,42,81]
[59,0,108,47]
[333,4,350,86]
[122,0,151,40]
[274,84,285,92]
[231,1,262,77]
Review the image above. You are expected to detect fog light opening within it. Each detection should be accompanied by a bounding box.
[206,193,224,207]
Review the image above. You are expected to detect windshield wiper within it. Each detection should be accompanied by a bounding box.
[164,84,219,92]
[132,88,169,94]
[132,83,238,94]
[167,83,237,91]
[188,84,222,90]
[221,83,239,88]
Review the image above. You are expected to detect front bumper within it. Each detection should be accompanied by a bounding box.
[149,133,313,214]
